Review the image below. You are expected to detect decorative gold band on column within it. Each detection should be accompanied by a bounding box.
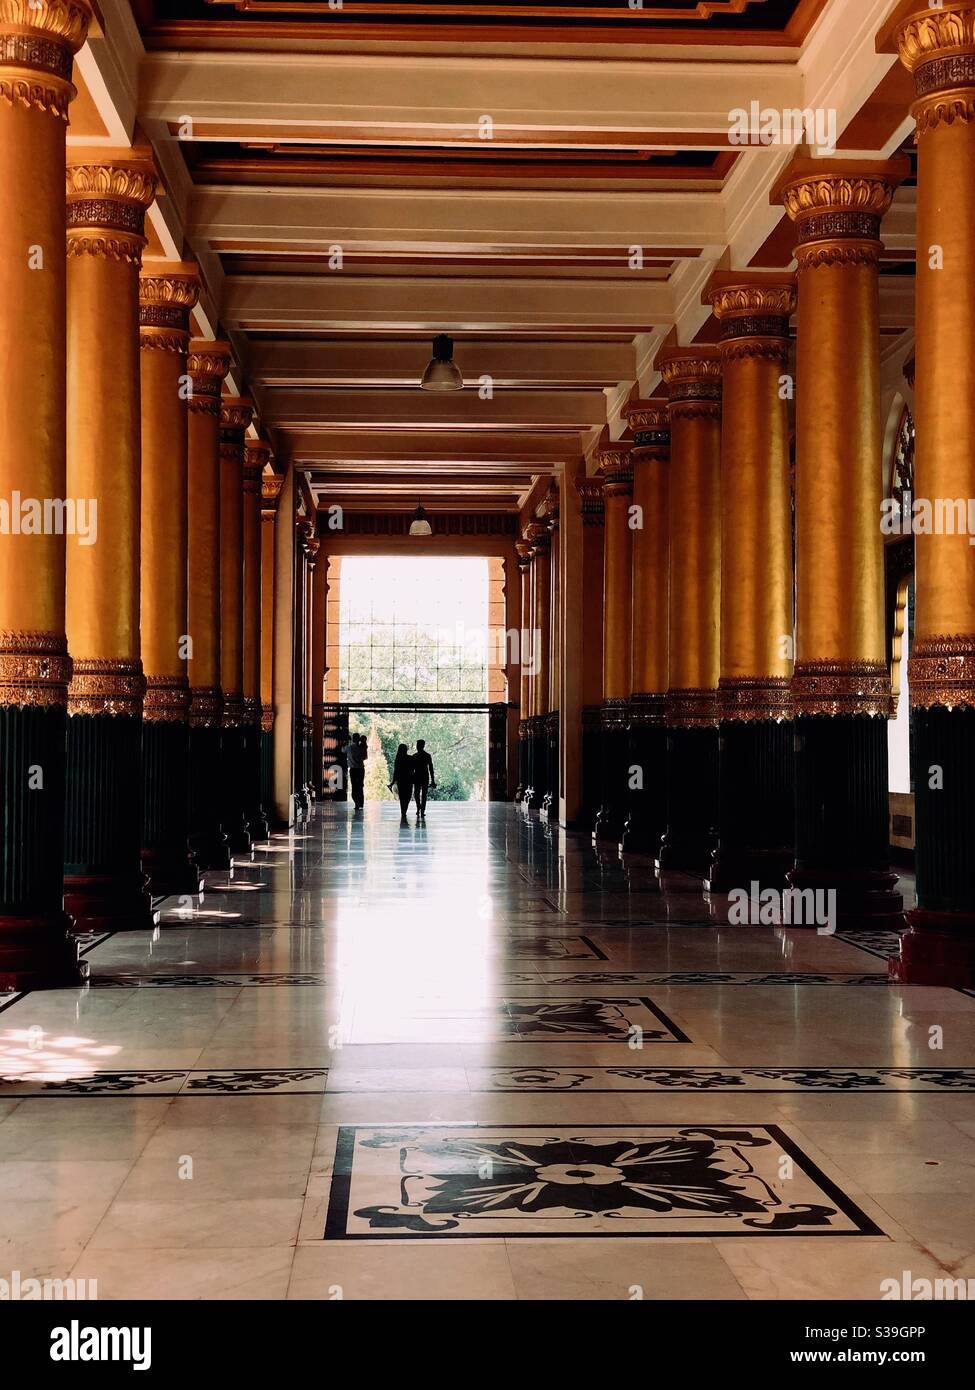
[710,282,794,364]
[261,702,274,734]
[68,658,145,717]
[718,678,792,723]
[187,339,231,416]
[599,697,630,730]
[139,268,200,352]
[576,477,604,525]
[771,158,906,272]
[628,403,670,460]
[665,688,720,729]
[0,1,91,118]
[262,474,284,515]
[908,637,975,711]
[189,686,223,729]
[242,695,262,724]
[596,444,634,498]
[65,151,157,264]
[629,692,667,728]
[244,443,268,494]
[144,676,191,723]
[791,662,892,719]
[0,631,71,707]
[222,692,246,729]
[884,2,975,133]
[221,399,254,437]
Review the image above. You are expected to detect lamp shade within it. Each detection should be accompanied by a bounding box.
[420,334,463,392]
[409,504,433,537]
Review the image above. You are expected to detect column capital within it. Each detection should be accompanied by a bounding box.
[261,472,284,517]
[525,521,550,553]
[576,475,605,525]
[244,441,271,495]
[704,269,796,363]
[0,0,91,118]
[220,395,254,436]
[537,484,559,531]
[770,154,910,270]
[594,442,634,497]
[515,539,533,570]
[626,399,670,461]
[66,148,157,264]
[139,262,200,351]
[187,339,232,415]
[654,345,722,420]
[880,2,975,130]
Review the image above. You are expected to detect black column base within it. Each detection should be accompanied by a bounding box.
[64,709,155,931]
[0,912,87,991]
[789,712,902,930]
[891,705,975,983]
[658,725,719,872]
[142,718,201,898]
[706,718,795,893]
[189,721,231,870]
[621,712,667,857]
[221,723,253,855]
[244,718,269,841]
[0,702,84,987]
[593,700,630,843]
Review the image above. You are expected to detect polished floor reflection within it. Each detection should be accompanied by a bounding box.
[1,804,974,1299]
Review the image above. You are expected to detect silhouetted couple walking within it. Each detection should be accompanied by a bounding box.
[390,740,436,825]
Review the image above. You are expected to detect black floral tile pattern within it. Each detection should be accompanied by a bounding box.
[324,1124,883,1239]
[497,997,688,1042]
[466,1066,975,1094]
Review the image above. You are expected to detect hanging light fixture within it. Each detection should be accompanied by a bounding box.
[409,502,433,537]
[420,334,463,392]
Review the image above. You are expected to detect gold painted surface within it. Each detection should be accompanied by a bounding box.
[261,513,276,708]
[140,268,198,689]
[628,403,669,698]
[527,523,550,717]
[187,347,230,695]
[243,444,268,703]
[515,540,532,718]
[65,154,156,683]
[219,397,253,704]
[596,445,634,701]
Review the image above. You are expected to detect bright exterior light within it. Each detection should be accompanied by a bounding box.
[420,334,463,392]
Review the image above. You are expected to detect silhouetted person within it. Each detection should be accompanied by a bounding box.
[412,739,436,819]
[343,731,367,812]
[390,743,413,824]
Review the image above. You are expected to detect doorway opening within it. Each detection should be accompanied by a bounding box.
[325,556,507,801]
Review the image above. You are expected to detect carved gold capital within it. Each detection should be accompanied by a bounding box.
[139,264,200,350]
[705,271,795,362]
[882,1,975,132]
[244,441,272,496]
[187,339,231,414]
[525,521,551,553]
[909,635,975,711]
[220,396,254,435]
[66,150,157,258]
[771,156,909,270]
[719,678,793,724]
[666,687,720,729]
[0,1,91,117]
[143,676,191,723]
[576,476,605,525]
[189,685,223,729]
[792,662,892,719]
[68,658,145,717]
[628,401,670,463]
[261,473,284,516]
[515,539,533,571]
[0,630,71,707]
[655,346,723,407]
[595,442,634,496]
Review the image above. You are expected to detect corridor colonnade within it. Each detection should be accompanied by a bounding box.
[514,0,975,987]
[0,0,290,989]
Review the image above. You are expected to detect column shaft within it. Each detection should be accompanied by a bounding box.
[219,397,254,853]
[656,347,722,872]
[622,403,670,858]
[594,445,634,843]
[311,549,328,798]
[773,155,908,927]
[64,149,156,930]
[514,541,532,801]
[0,0,90,987]
[576,477,605,830]
[261,475,282,817]
[526,523,550,808]
[704,273,797,892]
[186,340,232,868]
[139,263,200,895]
[243,442,269,838]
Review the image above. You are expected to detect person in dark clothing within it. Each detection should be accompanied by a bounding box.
[390,743,413,824]
[343,732,367,812]
[412,739,436,819]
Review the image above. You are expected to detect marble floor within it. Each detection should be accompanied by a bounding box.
[2,803,975,1301]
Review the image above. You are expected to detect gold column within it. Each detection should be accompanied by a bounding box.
[703,272,797,891]
[139,263,201,894]
[773,153,907,925]
[186,340,232,729]
[514,539,533,801]
[261,473,283,735]
[63,148,157,928]
[593,442,634,841]
[243,440,269,836]
[526,521,550,809]
[185,340,232,869]
[311,547,328,798]
[219,396,254,852]
[575,475,605,829]
[622,401,670,856]
[883,0,975,979]
[0,0,90,987]
[656,346,723,871]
